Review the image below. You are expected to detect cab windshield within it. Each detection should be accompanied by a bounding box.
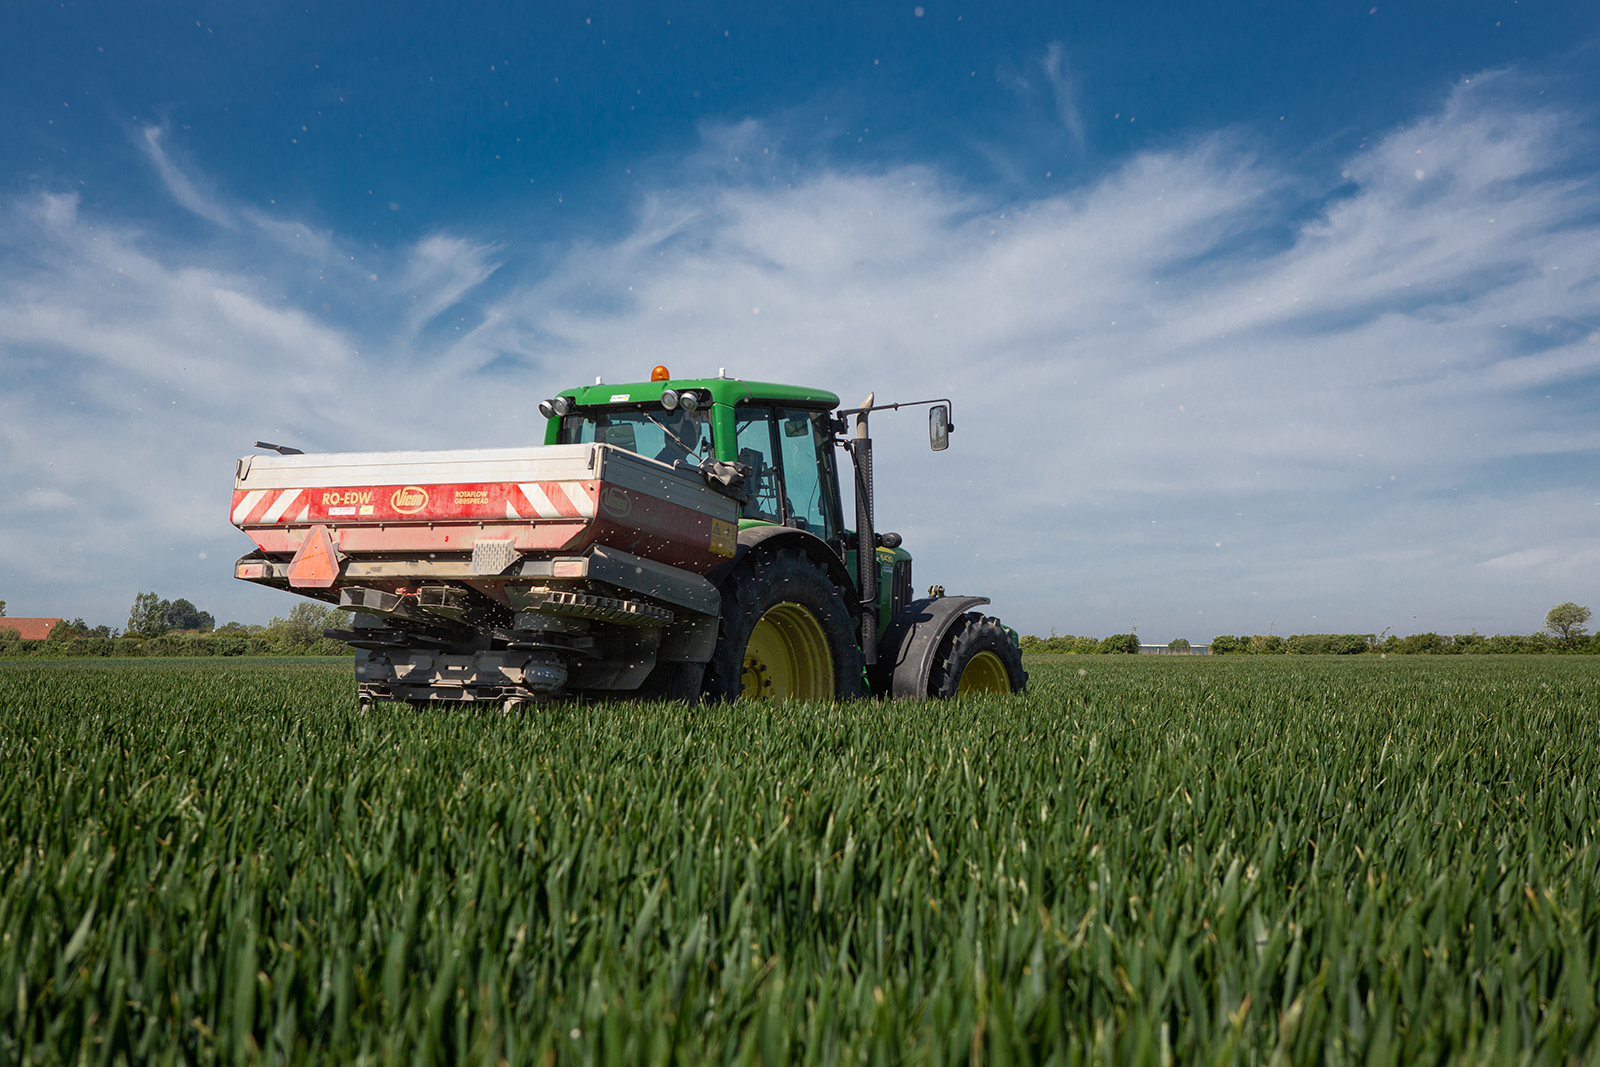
[557,407,712,466]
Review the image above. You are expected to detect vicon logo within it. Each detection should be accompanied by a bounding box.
[599,486,633,519]
[390,486,430,514]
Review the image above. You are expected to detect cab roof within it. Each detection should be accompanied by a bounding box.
[561,376,841,410]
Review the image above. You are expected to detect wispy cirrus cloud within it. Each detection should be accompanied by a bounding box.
[1042,43,1087,150]
[401,235,503,336]
[140,125,236,229]
[2,72,1596,637]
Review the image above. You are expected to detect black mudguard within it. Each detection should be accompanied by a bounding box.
[871,595,991,699]
[709,526,859,612]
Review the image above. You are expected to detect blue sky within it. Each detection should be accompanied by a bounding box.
[3,1,1599,641]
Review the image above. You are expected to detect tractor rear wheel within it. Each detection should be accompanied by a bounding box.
[703,548,863,702]
[928,614,1028,698]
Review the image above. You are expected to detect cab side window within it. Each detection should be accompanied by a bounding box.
[733,408,782,523]
[777,409,840,543]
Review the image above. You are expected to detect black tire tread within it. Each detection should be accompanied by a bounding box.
[928,614,1028,698]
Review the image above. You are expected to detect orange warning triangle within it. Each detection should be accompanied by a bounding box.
[287,524,342,589]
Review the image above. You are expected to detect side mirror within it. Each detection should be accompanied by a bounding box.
[929,404,950,451]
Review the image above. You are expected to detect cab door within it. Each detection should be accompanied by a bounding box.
[731,406,845,557]
[775,408,844,553]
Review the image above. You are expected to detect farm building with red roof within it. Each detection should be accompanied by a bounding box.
[3,618,64,640]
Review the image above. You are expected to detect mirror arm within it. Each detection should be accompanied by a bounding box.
[835,396,953,424]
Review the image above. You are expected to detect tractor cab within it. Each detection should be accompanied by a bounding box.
[543,371,856,558]
[549,386,845,546]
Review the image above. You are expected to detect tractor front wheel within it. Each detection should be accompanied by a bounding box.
[703,548,863,702]
[927,613,1028,698]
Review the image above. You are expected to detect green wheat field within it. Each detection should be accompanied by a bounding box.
[1,655,1596,1065]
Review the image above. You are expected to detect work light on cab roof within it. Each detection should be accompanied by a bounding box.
[660,387,702,412]
[230,362,1018,708]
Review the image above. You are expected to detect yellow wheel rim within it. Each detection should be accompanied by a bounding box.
[956,650,1011,695]
[742,602,834,700]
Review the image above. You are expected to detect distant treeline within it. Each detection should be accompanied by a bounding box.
[1212,632,1600,655]
[1018,634,1143,654]
[0,602,352,659]
[1020,632,1600,655]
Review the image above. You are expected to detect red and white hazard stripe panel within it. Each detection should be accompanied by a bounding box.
[231,488,310,526]
[232,482,596,527]
[508,482,597,520]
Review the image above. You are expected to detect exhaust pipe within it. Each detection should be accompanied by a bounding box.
[853,393,877,666]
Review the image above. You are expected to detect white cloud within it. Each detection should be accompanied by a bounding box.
[1042,43,1087,149]
[1480,538,1600,578]
[401,234,503,336]
[238,207,337,259]
[140,126,236,229]
[2,74,1597,638]
[22,488,75,511]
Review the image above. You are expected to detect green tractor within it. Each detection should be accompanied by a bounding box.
[234,365,1026,706]
[538,368,1028,702]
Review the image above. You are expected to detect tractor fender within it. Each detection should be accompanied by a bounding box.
[709,526,860,618]
[878,596,992,699]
